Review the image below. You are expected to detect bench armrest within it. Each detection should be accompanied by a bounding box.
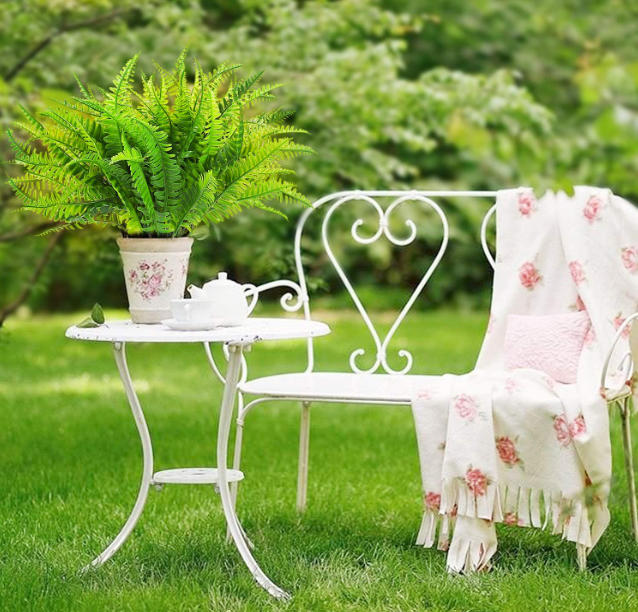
[204,279,311,388]
[252,279,308,313]
[600,312,638,400]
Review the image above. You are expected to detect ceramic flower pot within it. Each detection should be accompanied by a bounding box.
[117,237,193,324]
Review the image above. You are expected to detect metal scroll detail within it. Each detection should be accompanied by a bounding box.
[319,193,450,375]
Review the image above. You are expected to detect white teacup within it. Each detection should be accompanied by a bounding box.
[170,298,214,322]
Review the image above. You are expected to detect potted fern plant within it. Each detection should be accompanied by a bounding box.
[7,50,313,323]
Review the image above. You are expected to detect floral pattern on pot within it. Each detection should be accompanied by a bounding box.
[127,259,175,302]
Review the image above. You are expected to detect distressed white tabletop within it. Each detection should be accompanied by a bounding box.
[65,317,330,344]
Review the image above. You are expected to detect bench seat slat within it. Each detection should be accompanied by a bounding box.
[240,372,439,403]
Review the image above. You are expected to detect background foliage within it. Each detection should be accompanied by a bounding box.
[1,0,637,319]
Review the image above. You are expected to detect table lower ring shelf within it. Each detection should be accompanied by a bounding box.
[151,467,245,486]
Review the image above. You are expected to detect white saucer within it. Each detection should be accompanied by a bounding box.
[162,318,244,331]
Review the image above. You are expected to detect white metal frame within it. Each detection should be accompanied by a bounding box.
[68,319,329,600]
[231,189,638,552]
[90,340,285,594]
[232,190,496,512]
[600,313,638,541]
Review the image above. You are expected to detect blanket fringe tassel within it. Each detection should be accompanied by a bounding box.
[416,479,593,552]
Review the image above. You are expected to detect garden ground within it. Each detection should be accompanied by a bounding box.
[1,309,638,611]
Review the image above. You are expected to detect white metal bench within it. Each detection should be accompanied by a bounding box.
[206,189,638,541]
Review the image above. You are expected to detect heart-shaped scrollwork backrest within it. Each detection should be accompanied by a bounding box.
[298,192,450,375]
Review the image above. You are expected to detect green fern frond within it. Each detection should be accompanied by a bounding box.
[118,135,157,233]
[199,89,223,167]
[171,170,217,234]
[18,104,44,133]
[208,63,242,87]
[107,53,139,110]
[248,108,295,125]
[129,118,182,216]
[219,70,264,117]
[7,49,312,236]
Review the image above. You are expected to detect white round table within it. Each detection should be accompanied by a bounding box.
[66,317,330,600]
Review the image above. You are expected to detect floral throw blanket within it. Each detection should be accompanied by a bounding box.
[412,186,638,572]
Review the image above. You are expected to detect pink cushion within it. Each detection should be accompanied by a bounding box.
[504,311,591,383]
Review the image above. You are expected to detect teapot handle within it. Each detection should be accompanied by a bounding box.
[243,284,259,316]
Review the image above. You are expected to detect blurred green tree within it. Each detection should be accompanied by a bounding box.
[1,0,635,321]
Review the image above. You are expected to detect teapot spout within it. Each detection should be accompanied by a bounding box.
[187,284,207,299]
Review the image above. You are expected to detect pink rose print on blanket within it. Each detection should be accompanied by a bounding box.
[503,512,525,526]
[613,313,631,339]
[465,468,488,496]
[518,262,542,290]
[504,377,521,395]
[553,414,572,447]
[572,295,586,312]
[583,195,603,224]
[568,415,587,439]
[453,394,479,420]
[583,326,596,348]
[518,192,537,217]
[621,247,638,274]
[495,436,523,468]
[424,492,441,511]
[416,389,432,400]
[568,261,586,285]
[553,414,587,446]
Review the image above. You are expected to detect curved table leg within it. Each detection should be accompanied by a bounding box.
[82,341,154,572]
[216,343,290,600]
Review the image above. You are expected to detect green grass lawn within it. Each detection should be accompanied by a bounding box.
[1,309,638,611]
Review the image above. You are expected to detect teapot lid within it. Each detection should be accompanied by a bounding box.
[204,271,240,288]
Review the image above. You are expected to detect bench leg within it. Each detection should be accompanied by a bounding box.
[576,544,587,571]
[296,401,311,513]
[620,397,638,542]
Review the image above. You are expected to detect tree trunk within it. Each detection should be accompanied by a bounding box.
[0,233,63,328]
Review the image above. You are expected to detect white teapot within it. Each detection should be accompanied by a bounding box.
[188,272,258,324]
